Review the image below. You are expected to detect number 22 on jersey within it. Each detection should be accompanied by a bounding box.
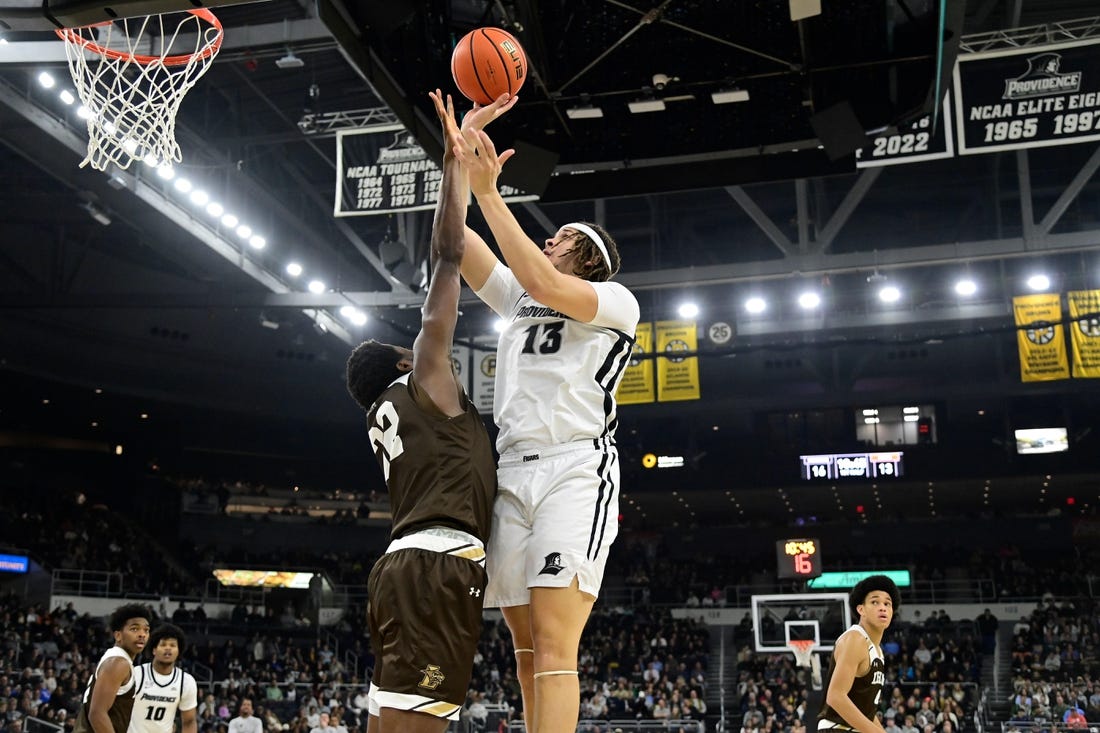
[369,401,404,480]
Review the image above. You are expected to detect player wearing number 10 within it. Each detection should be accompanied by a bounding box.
[128,624,197,733]
[439,92,640,733]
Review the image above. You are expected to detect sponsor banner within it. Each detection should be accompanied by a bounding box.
[452,345,471,396]
[856,96,955,168]
[953,38,1100,154]
[1068,289,1100,378]
[655,320,700,402]
[616,322,654,405]
[1013,293,1069,382]
[335,128,536,216]
[470,339,498,415]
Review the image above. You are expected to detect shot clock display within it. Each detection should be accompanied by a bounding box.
[799,452,904,480]
[776,538,822,579]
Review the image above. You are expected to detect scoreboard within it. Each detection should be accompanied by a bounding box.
[800,452,904,481]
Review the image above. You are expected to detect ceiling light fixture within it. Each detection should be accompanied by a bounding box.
[275,48,305,69]
[628,98,666,114]
[566,105,603,119]
[711,88,750,104]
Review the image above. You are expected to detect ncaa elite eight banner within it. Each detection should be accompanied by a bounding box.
[953,38,1100,154]
[1013,294,1069,382]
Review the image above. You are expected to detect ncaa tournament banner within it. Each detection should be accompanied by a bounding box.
[335,128,537,216]
[655,320,700,402]
[616,322,654,405]
[953,38,1100,155]
[855,96,955,168]
[1068,290,1100,378]
[470,338,498,414]
[1013,293,1069,382]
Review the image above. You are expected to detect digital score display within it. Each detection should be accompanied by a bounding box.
[776,538,823,579]
[800,452,904,480]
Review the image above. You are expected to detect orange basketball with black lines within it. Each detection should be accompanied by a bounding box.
[451,27,527,106]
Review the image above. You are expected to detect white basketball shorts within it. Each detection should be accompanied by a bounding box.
[484,438,620,608]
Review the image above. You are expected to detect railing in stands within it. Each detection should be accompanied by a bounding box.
[191,660,213,690]
[1002,724,1091,733]
[51,569,123,597]
[503,721,704,732]
[25,718,63,733]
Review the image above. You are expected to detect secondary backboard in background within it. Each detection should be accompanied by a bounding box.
[751,592,851,653]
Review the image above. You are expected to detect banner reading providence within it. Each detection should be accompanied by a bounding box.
[953,38,1100,155]
[335,127,537,216]
[1013,293,1069,382]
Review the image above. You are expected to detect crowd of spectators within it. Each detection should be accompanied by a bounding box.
[1007,597,1100,730]
[733,609,985,733]
[0,593,711,733]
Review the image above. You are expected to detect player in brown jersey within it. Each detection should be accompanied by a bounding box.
[74,603,151,733]
[344,89,506,733]
[817,575,900,733]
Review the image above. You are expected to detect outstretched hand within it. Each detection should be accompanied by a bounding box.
[453,128,515,198]
[428,89,461,161]
[460,92,519,134]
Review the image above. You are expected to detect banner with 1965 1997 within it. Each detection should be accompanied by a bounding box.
[953,38,1100,155]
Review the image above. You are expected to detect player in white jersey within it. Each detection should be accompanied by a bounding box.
[438,92,640,733]
[129,623,197,733]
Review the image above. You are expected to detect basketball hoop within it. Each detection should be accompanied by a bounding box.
[55,9,223,171]
[788,639,816,668]
[789,639,824,691]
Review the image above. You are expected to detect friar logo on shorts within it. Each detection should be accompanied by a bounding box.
[418,664,446,690]
[538,552,565,576]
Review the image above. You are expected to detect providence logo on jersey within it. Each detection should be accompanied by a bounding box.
[1003,52,1082,100]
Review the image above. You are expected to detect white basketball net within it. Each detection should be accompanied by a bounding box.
[56,10,223,171]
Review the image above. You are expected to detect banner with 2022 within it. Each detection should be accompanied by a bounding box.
[953,37,1100,155]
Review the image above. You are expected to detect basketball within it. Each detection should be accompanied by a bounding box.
[451,27,527,106]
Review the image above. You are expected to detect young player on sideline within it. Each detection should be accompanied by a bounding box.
[75,603,151,733]
[128,623,197,733]
[817,575,901,733]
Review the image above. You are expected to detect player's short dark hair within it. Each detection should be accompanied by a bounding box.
[565,221,621,282]
[109,603,152,632]
[850,574,901,616]
[346,340,406,411]
[148,623,186,656]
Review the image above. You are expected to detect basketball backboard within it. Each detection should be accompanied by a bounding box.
[750,592,851,653]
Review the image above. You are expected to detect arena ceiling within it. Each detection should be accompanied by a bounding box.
[0,0,1099,456]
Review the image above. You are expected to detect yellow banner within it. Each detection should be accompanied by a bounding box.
[1013,294,1069,382]
[656,320,701,402]
[1068,290,1100,378]
[616,323,655,405]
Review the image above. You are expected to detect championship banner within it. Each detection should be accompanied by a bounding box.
[470,339,498,414]
[855,96,955,168]
[335,128,536,216]
[655,320,700,402]
[1068,289,1100,378]
[616,322,654,405]
[1013,293,1069,382]
[953,38,1100,155]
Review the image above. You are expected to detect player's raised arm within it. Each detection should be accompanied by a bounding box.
[414,91,470,416]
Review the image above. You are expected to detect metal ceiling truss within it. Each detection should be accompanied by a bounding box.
[959,15,1100,54]
[0,75,354,345]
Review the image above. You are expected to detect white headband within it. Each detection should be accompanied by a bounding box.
[564,222,611,270]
